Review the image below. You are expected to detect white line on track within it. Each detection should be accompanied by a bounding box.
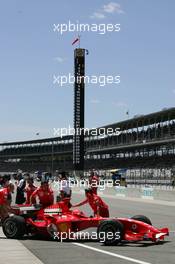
[72,242,152,264]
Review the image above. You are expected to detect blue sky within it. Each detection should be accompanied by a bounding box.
[0,0,175,142]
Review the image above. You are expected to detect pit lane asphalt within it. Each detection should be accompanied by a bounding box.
[14,192,175,264]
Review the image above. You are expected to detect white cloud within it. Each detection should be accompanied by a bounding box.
[90,2,124,19]
[103,2,124,14]
[112,101,127,108]
[90,12,106,19]
[90,99,100,104]
[54,57,66,63]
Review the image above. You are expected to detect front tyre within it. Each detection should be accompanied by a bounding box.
[2,215,26,239]
[131,215,152,225]
[97,220,124,246]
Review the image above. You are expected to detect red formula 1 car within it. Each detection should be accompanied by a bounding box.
[2,203,169,246]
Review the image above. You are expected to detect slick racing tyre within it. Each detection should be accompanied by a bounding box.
[2,215,26,239]
[97,220,124,246]
[131,215,152,225]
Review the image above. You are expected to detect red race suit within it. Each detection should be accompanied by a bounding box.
[0,188,9,206]
[30,187,54,208]
[89,175,99,194]
[74,193,109,217]
[25,185,37,204]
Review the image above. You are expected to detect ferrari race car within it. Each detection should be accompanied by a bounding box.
[2,203,169,246]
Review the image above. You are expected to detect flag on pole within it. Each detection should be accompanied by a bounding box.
[126,110,130,119]
[72,37,79,45]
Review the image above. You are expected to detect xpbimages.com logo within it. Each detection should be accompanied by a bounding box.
[53,73,120,87]
[53,20,120,35]
[53,126,121,138]
[52,178,120,192]
[53,230,121,242]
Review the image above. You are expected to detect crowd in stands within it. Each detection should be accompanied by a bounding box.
[116,121,175,145]
[1,122,175,157]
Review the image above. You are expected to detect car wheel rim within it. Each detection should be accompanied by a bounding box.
[102,225,120,242]
[5,221,17,236]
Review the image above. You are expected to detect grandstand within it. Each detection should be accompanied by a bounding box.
[0,107,175,182]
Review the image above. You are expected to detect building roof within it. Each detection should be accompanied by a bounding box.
[1,107,175,146]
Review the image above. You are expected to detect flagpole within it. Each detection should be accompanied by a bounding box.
[78,34,81,48]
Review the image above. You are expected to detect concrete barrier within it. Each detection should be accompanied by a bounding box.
[50,180,174,203]
[101,186,175,202]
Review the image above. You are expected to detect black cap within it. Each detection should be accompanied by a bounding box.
[85,188,93,194]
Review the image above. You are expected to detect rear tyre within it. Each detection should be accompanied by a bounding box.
[131,215,152,225]
[2,215,26,239]
[97,220,124,246]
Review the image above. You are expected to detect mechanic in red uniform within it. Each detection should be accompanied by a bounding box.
[89,171,99,195]
[25,178,37,204]
[0,183,14,219]
[30,179,54,208]
[58,197,72,213]
[72,188,109,217]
